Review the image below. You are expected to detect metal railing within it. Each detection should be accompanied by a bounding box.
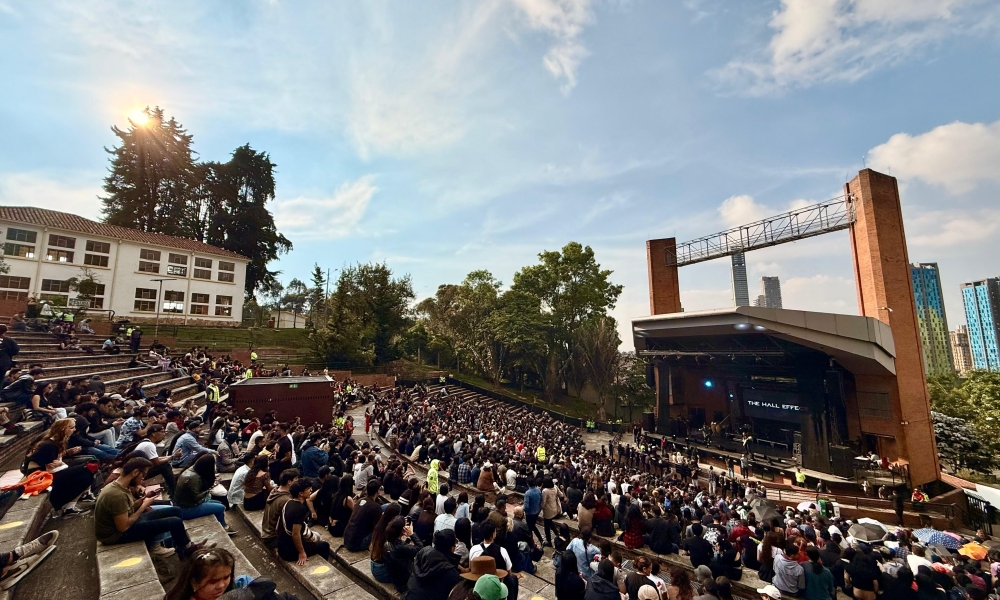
[666,195,856,267]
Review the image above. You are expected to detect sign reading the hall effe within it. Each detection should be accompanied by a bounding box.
[741,389,804,423]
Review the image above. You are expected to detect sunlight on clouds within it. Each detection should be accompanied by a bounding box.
[511,0,595,93]
[869,119,1000,194]
[272,175,377,240]
[711,0,982,95]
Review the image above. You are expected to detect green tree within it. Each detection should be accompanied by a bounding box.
[308,264,327,327]
[310,263,414,366]
[511,242,623,400]
[931,411,1000,475]
[573,316,621,421]
[614,352,656,423]
[281,278,309,327]
[101,107,200,236]
[204,145,292,297]
[68,268,104,315]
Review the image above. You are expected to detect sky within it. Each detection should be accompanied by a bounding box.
[2,0,1000,348]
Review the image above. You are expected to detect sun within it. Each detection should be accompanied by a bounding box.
[128,109,149,126]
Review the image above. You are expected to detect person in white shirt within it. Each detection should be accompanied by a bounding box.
[906,545,933,573]
[434,497,458,534]
[435,484,450,515]
[227,453,254,507]
[132,425,176,495]
[468,520,512,571]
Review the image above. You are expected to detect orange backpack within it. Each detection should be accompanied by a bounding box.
[18,471,53,496]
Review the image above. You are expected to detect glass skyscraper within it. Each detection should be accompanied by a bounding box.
[731,252,749,307]
[961,278,1000,371]
[911,263,954,376]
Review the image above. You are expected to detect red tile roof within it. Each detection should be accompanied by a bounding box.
[940,472,977,491]
[0,206,247,260]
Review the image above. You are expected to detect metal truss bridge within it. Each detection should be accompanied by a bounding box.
[665,195,856,267]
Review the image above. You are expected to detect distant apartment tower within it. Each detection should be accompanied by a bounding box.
[950,325,974,375]
[760,276,782,308]
[730,252,749,307]
[962,278,1000,371]
[910,263,954,376]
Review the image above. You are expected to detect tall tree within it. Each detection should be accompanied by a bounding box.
[308,264,327,327]
[101,107,200,236]
[573,316,621,420]
[281,278,309,326]
[205,145,292,296]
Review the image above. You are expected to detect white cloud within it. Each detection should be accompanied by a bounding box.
[713,0,983,95]
[272,175,377,240]
[511,0,595,93]
[718,194,813,228]
[582,192,630,224]
[0,172,103,220]
[783,274,855,313]
[906,208,1000,248]
[868,119,1000,193]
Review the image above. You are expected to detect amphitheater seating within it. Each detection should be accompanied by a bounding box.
[0,480,53,600]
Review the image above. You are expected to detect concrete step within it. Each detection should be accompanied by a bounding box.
[14,354,147,370]
[236,506,388,600]
[96,539,165,600]
[0,479,54,598]
[37,365,156,386]
[33,359,139,379]
[183,515,259,581]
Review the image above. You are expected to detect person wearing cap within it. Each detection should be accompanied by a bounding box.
[756,584,781,600]
[473,574,508,600]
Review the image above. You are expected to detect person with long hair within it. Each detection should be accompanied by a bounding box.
[384,515,423,594]
[164,547,236,600]
[667,567,695,600]
[172,454,234,534]
[24,418,94,517]
[310,475,339,526]
[327,474,355,537]
[454,517,472,566]
[585,559,622,600]
[705,577,734,600]
[27,382,62,422]
[241,455,273,511]
[369,503,402,583]
[623,503,646,549]
[555,550,585,600]
[757,531,780,582]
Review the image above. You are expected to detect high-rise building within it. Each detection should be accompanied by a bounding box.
[731,252,749,307]
[962,278,1000,371]
[760,276,782,309]
[911,263,954,376]
[753,294,765,307]
[951,325,974,375]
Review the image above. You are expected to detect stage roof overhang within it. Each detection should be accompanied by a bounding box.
[632,306,896,376]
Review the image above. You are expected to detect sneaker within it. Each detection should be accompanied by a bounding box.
[80,491,97,503]
[224,526,237,538]
[149,543,176,557]
[0,545,56,590]
[54,506,89,519]
[11,531,58,561]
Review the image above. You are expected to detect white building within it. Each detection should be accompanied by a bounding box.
[0,206,248,325]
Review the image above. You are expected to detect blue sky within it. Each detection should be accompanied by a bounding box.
[2,0,1000,347]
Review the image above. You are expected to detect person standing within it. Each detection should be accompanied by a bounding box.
[523,478,543,546]
[891,488,905,526]
[129,326,142,352]
[0,325,19,378]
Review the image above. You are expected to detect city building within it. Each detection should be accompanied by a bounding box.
[730,252,749,307]
[753,294,765,307]
[951,325,974,375]
[910,263,954,376]
[962,278,1000,371]
[0,206,248,324]
[760,276,782,309]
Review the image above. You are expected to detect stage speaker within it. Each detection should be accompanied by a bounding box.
[645,363,656,389]
[642,412,656,433]
[828,445,854,478]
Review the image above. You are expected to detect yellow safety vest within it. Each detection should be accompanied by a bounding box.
[795,471,807,483]
[536,446,546,462]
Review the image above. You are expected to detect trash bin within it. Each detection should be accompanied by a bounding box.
[830,501,841,519]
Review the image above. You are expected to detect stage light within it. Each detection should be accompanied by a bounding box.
[734,323,750,330]
[753,325,767,331]
[703,379,714,388]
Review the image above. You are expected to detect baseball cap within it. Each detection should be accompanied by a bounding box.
[757,584,781,599]
[473,575,508,600]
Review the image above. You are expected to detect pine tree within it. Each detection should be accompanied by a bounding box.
[101,107,200,236]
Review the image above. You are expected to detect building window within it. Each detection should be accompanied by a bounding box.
[163,290,184,313]
[218,272,234,282]
[166,265,187,276]
[219,261,235,272]
[191,292,209,315]
[193,268,211,280]
[168,253,188,265]
[194,257,212,268]
[0,291,27,301]
[134,288,157,312]
[140,249,161,261]
[215,295,233,316]
[48,234,75,249]
[45,249,74,263]
[85,240,111,254]
[2,243,35,258]
[84,254,110,267]
[88,298,105,309]
[41,279,71,293]
[218,261,235,283]
[0,276,31,290]
[138,261,160,273]
[39,294,68,305]
[858,391,892,420]
[6,228,37,243]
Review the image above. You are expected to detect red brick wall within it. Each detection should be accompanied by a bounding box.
[646,238,682,315]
